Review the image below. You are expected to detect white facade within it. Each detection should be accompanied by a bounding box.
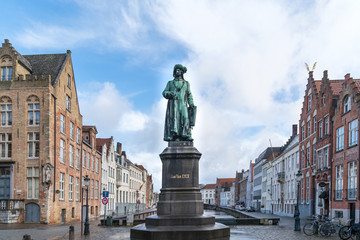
[246,160,253,208]
[261,161,272,214]
[271,135,299,217]
[200,185,216,205]
[115,152,130,214]
[129,163,147,210]
[220,190,231,207]
[99,138,117,216]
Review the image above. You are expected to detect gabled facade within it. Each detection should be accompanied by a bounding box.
[96,136,116,215]
[215,178,235,206]
[332,74,360,223]
[0,39,83,224]
[81,126,102,220]
[314,71,342,218]
[298,71,321,218]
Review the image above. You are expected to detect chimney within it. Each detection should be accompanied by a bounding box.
[345,73,351,81]
[292,124,297,136]
[116,142,122,154]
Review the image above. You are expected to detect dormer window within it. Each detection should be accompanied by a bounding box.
[344,96,351,113]
[1,55,13,81]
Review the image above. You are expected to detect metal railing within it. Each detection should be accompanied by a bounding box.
[347,188,357,201]
[334,189,342,200]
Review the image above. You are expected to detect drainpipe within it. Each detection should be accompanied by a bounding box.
[52,94,57,202]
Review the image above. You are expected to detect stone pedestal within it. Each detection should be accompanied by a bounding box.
[131,142,230,240]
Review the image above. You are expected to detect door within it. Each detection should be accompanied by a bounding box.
[61,209,66,224]
[350,203,355,224]
[0,167,10,199]
[25,203,40,222]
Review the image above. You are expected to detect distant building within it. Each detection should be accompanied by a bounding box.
[215,178,235,206]
[201,184,216,205]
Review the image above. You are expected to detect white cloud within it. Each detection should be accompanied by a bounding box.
[13,0,360,191]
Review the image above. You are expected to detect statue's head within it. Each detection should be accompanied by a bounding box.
[173,64,187,78]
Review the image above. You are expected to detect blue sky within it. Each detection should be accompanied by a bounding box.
[3,0,360,191]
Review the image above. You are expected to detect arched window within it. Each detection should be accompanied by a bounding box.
[344,95,351,113]
[307,90,312,111]
[0,96,12,126]
[1,55,13,81]
[27,95,40,126]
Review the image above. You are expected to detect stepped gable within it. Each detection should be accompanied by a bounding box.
[23,53,67,86]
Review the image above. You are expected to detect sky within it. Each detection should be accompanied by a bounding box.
[3,0,360,192]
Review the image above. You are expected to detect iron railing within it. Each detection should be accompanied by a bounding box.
[334,189,343,200]
[347,188,357,201]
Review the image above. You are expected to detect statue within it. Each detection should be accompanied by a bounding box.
[163,64,196,142]
[45,166,51,183]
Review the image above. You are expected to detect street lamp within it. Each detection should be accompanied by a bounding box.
[294,171,302,231]
[84,175,90,235]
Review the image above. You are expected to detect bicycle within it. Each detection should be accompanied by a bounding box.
[303,215,322,236]
[339,221,360,240]
[319,217,344,237]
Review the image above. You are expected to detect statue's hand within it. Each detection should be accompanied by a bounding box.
[170,92,176,99]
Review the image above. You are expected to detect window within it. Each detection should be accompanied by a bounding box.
[307,120,311,137]
[1,103,12,126]
[335,211,343,218]
[87,153,90,170]
[76,177,80,201]
[348,162,357,200]
[69,144,74,167]
[27,167,39,199]
[82,150,86,168]
[335,165,343,200]
[95,181,99,199]
[319,119,323,138]
[0,133,12,159]
[91,155,94,171]
[344,96,351,113]
[76,149,80,169]
[69,175,73,201]
[349,119,358,146]
[336,126,344,151]
[96,157,99,173]
[317,149,322,169]
[313,116,317,133]
[307,92,312,111]
[76,128,81,144]
[301,126,305,140]
[323,148,328,168]
[66,95,71,111]
[91,179,94,199]
[60,139,65,164]
[70,122,74,140]
[1,67,12,81]
[59,173,65,200]
[27,132,39,158]
[28,103,40,126]
[67,74,71,88]
[306,177,310,203]
[324,116,329,135]
[313,145,316,167]
[306,146,310,167]
[60,114,65,134]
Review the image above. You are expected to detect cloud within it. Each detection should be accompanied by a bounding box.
[11,0,360,191]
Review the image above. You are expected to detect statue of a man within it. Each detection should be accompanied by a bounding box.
[163,64,196,142]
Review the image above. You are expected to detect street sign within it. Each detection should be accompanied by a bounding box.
[102,197,108,205]
[102,191,109,198]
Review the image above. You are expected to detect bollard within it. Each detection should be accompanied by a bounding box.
[23,235,31,240]
[69,225,74,240]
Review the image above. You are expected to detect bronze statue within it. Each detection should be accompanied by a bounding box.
[163,64,196,142]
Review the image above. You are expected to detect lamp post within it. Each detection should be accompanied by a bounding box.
[84,175,90,235]
[294,171,302,231]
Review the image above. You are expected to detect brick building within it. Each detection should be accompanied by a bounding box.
[215,178,235,206]
[81,126,101,220]
[332,74,360,222]
[0,39,83,224]
[314,71,342,218]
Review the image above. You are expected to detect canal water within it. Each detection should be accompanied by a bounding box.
[204,210,259,240]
